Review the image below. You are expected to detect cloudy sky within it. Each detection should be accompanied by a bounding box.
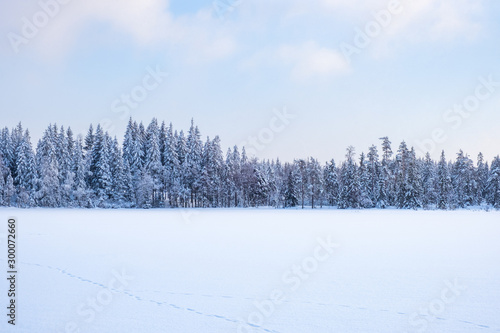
[0,0,499,163]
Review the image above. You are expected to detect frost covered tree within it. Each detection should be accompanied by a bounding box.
[401,148,422,209]
[35,127,61,207]
[144,118,163,207]
[176,130,189,207]
[9,123,26,186]
[137,169,154,209]
[271,159,285,208]
[0,155,10,206]
[72,137,90,207]
[239,147,254,207]
[284,165,299,208]
[14,130,36,207]
[226,146,241,207]
[307,157,323,208]
[436,151,452,210]
[0,171,5,206]
[84,124,94,153]
[89,125,112,207]
[252,160,272,207]
[295,159,308,209]
[323,159,339,207]
[358,153,373,208]
[0,128,13,175]
[474,153,489,206]
[186,120,203,207]
[339,146,359,209]
[122,160,135,206]
[395,141,409,208]
[138,122,147,167]
[57,126,74,207]
[201,136,225,207]
[162,123,179,207]
[0,127,16,206]
[123,119,143,185]
[367,145,381,206]
[486,156,500,209]
[421,152,437,209]
[4,173,15,206]
[109,137,128,208]
[378,137,394,208]
[451,150,474,208]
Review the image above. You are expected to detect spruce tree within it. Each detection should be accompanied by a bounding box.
[358,152,373,208]
[437,151,452,210]
[14,130,36,207]
[163,123,179,207]
[421,152,437,209]
[72,138,89,207]
[474,153,489,206]
[284,167,299,208]
[4,173,14,206]
[379,137,394,207]
[323,159,339,207]
[84,124,94,153]
[339,146,360,209]
[402,148,422,209]
[186,120,203,207]
[367,145,381,206]
[307,157,323,208]
[89,125,112,207]
[35,127,61,207]
[486,156,500,209]
[144,118,163,207]
[109,137,127,207]
[395,141,409,208]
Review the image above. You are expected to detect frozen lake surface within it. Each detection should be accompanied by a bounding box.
[1,208,499,332]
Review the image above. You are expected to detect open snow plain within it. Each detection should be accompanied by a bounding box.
[0,208,499,333]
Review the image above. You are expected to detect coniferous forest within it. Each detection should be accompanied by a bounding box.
[1,118,499,210]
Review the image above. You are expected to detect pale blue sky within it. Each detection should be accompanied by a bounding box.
[0,0,499,163]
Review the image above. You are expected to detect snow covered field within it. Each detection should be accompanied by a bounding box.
[1,208,499,333]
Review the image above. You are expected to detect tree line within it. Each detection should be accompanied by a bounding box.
[0,118,499,209]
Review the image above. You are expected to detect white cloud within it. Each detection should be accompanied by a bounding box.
[319,0,384,12]
[1,0,237,62]
[0,0,486,69]
[347,0,483,42]
[303,0,485,61]
[277,41,350,81]
[78,0,172,44]
[288,0,484,46]
[167,9,238,63]
[428,0,483,40]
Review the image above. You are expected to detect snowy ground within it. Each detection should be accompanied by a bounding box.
[0,208,499,333]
